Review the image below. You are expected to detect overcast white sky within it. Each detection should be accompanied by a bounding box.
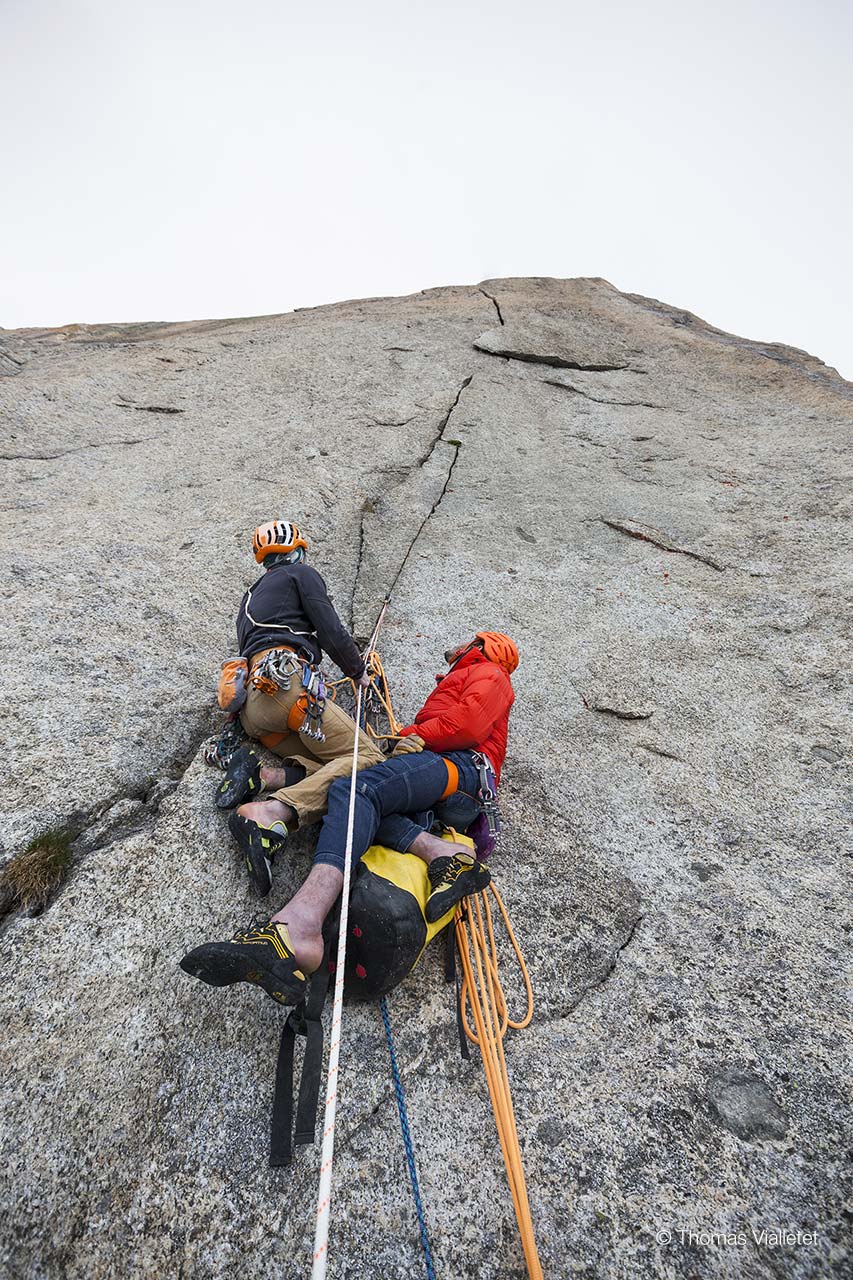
[2,0,851,377]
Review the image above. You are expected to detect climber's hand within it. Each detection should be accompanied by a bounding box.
[391,734,425,757]
[357,670,371,688]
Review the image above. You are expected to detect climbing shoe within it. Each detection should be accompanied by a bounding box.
[425,850,491,923]
[216,750,306,808]
[228,812,288,896]
[215,746,263,809]
[179,918,307,1005]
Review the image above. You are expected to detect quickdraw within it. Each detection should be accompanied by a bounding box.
[472,751,502,843]
[250,648,303,697]
[298,665,327,743]
[250,649,328,743]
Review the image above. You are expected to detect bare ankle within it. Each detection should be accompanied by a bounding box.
[271,906,324,973]
[260,765,290,792]
[238,797,292,826]
[408,830,465,865]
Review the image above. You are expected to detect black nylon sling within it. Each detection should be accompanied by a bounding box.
[269,937,332,1167]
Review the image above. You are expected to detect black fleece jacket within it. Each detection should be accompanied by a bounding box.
[236,561,364,678]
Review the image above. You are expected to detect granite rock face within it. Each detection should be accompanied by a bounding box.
[1,278,850,1279]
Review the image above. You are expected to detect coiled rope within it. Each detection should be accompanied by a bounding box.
[456,886,542,1279]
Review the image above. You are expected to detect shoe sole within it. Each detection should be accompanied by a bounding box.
[426,864,492,923]
[246,851,272,897]
[228,813,287,896]
[179,943,305,1005]
[215,748,262,810]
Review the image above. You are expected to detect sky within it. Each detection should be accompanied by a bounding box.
[2,0,851,378]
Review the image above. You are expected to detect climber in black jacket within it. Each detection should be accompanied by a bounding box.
[215,519,384,895]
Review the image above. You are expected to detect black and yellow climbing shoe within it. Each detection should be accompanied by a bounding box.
[179,919,307,1005]
[215,746,263,810]
[425,850,491,923]
[228,812,288,896]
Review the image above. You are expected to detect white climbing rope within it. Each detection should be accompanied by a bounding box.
[311,599,390,1279]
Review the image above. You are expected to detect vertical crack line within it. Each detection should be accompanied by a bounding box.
[479,288,504,326]
[350,501,369,631]
[378,375,473,616]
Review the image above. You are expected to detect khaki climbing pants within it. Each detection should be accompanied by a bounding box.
[239,682,384,828]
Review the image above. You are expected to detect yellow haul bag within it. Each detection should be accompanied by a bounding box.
[344,832,474,999]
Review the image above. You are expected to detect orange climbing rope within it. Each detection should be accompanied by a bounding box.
[456,886,543,1280]
[327,648,402,740]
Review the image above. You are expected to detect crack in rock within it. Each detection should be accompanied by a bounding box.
[563,432,610,450]
[115,404,185,415]
[1,435,164,462]
[477,344,630,372]
[381,377,471,607]
[352,377,473,633]
[350,498,371,630]
[479,288,505,326]
[284,1044,430,1204]
[1,710,212,924]
[336,1043,429,1157]
[584,699,654,721]
[543,378,675,410]
[562,912,644,1016]
[638,740,683,760]
[366,413,420,428]
[600,516,726,571]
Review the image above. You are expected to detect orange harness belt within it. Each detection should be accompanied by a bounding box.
[440,758,459,801]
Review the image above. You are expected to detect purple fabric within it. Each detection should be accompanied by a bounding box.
[468,811,496,861]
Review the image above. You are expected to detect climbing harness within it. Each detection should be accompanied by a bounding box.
[250,647,329,742]
[250,647,302,696]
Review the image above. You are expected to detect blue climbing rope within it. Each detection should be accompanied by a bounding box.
[380,996,437,1280]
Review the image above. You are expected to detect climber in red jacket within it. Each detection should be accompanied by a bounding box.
[181,632,519,1006]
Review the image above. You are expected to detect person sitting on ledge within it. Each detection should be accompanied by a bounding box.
[181,632,519,1004]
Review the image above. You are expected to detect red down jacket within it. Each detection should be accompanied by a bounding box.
[399,647,514,783]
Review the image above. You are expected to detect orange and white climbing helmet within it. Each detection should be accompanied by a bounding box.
[476,631,520,674]
[252,519,309,564]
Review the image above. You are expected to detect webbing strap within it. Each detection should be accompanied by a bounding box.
[296,941,332,1144]
[270,1014,298,1167]
[444,917,470,1061]
[269,939,332,1167]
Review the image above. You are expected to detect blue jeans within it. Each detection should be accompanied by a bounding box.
[374,783,482,856]
[313,750,481,874]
